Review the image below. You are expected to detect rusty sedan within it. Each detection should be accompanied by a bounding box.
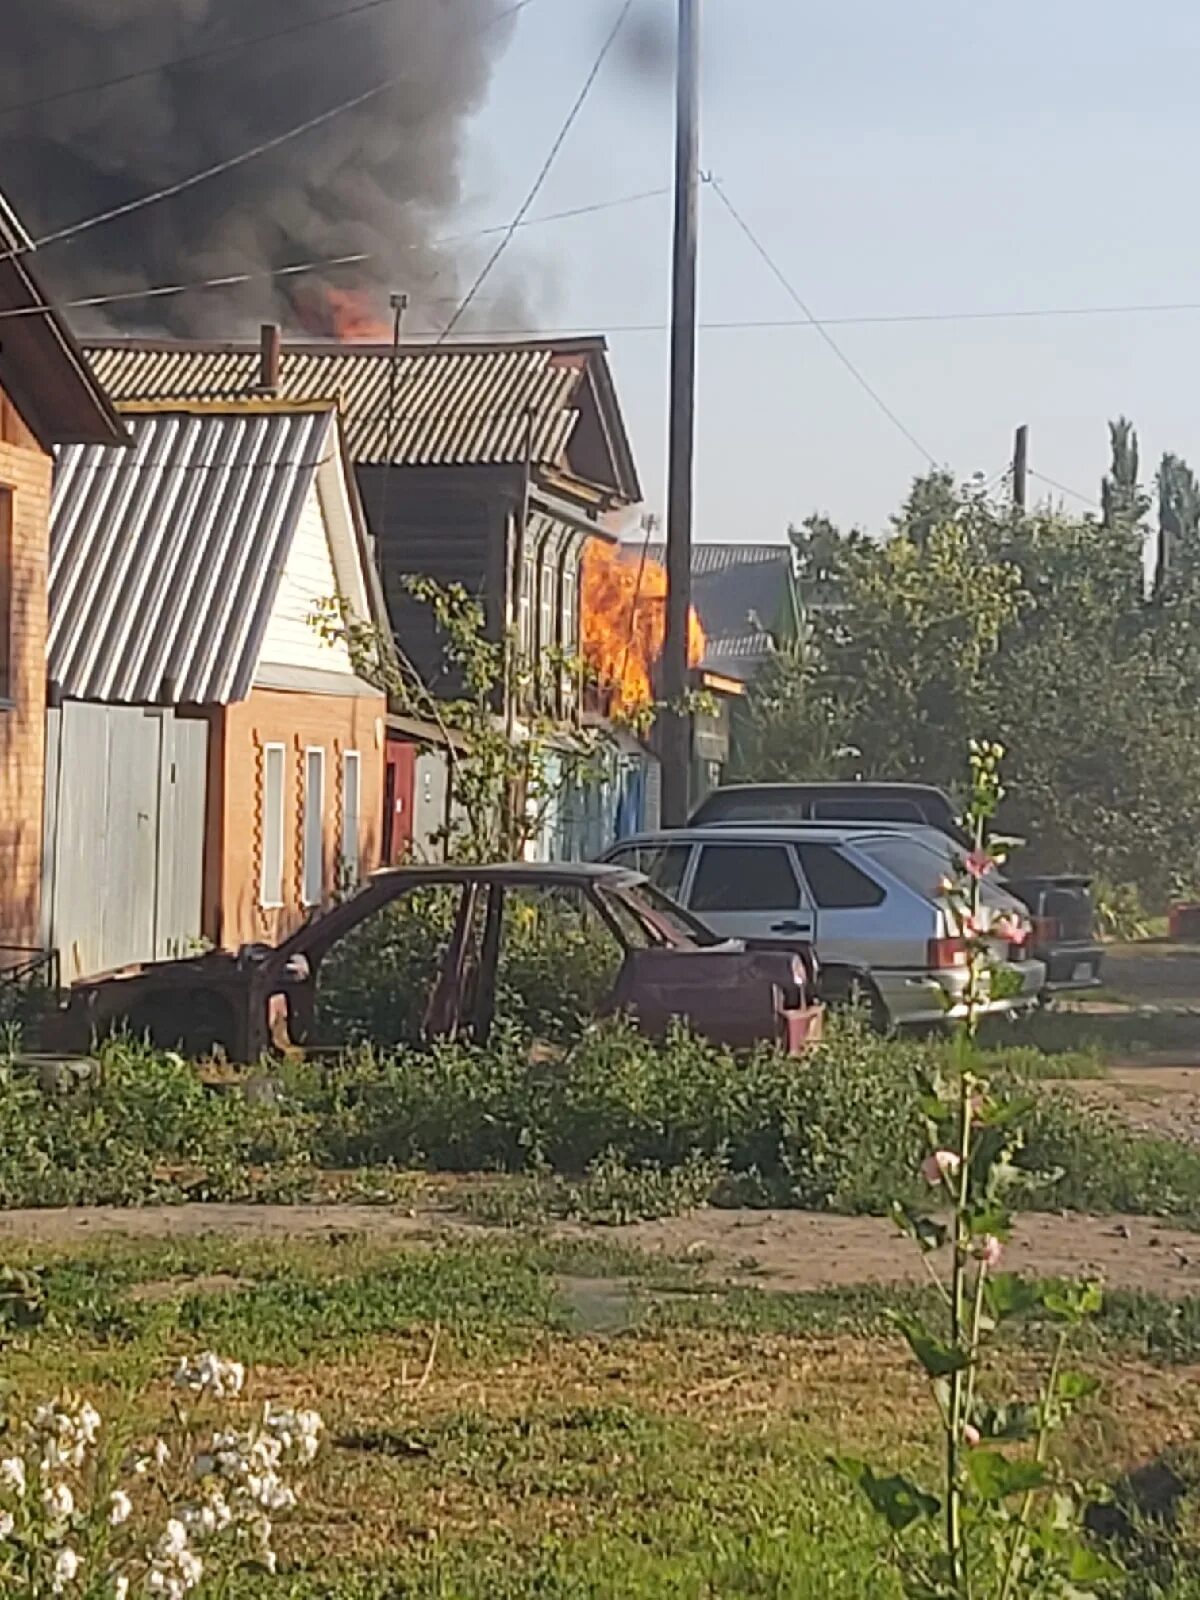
[43,863,823,1061]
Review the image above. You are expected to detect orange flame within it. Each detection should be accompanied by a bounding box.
[295,286,393,342]
[581,543,705,717]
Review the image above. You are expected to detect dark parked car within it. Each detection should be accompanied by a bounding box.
[43,863,823,1060]
[690,784,1104,995]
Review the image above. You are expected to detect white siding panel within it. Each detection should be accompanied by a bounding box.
[257,480,356,678]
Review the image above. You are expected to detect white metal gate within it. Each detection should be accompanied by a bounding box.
[42,704,209,980]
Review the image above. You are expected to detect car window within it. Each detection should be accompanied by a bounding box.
[690,845,804,913]
[810,796,925,823]
[796,843,886,909]
[857,835,1014,909]
[607,842,691,899]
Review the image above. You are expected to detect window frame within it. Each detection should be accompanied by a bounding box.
[302,746,326,908]
[688,842,808,916]
[341,749,362,886]
[794,840,887,910]
[259,742,287,910]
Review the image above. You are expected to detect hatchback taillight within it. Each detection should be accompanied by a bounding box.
[928,936,970,970]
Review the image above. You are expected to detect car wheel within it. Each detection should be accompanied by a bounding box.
[823,971,891,1035]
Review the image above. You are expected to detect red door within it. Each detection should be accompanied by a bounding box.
[383,738,416,864]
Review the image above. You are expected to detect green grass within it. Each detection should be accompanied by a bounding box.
[8,1234,1200,1595]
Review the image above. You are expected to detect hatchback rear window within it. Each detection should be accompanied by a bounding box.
[796,843,886,908]
[858,836,1014,909]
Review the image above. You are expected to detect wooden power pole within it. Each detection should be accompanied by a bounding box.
[660,0,701,828]
[1013,424,1029,513]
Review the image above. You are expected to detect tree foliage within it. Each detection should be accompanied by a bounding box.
[739,438,1200,905]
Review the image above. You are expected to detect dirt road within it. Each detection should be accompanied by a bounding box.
[3,1200,1199,1300]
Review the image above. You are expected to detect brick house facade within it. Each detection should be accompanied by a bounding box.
[0,192,125,952]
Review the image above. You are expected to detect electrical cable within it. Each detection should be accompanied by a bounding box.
[0,187,670,324]
[438,0,635,339]
[707,176,940,468]
[0,0,536,265]
[0,0,533,120]
[1029,468,1101,510]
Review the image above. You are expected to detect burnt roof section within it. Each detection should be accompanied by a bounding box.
[84,334,641,503]
[0,192,126,451]
[641,541,799,678]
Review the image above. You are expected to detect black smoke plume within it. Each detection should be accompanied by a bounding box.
[0,0,522,335]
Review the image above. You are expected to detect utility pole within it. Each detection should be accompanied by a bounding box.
[660,0,701,827]
[1013,424,1029,513]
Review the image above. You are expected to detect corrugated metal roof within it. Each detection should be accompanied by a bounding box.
[639,541,797,646]
[85,341,591,472]
[50,407,334,705]
[701,631,776,683]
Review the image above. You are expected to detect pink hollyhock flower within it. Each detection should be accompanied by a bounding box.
[963,1424,981,1448]
[965,850,995,880]
[922,1150,962,1186]
[995,917,1029,946]
[977,1235,1003,1269]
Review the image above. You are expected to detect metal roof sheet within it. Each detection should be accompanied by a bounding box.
[640,542,798,647]
[85,341,592,471]
[50,407,334,705]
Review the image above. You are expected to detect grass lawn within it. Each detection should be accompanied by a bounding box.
[8,1230,1200,1597]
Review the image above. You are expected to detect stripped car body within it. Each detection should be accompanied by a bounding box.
[44,863,822,1060]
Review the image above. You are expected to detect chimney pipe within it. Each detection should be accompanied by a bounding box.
[259,323,281,394]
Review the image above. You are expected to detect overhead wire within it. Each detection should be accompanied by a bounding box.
[438,0,635,339]
[0,0,537,266]
[707,176,940,468]
[0,0,524,120]
[0,187,670,324]
[1029,468,1101,511]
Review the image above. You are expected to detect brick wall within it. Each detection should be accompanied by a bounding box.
[0,386,50,949]
[210,686,386,949]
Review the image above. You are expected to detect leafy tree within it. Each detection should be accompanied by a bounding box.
[742,457,1200,905]
[1155,451,1200,596]
[1101,415,1150,536]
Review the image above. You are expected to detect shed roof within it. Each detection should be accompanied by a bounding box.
[0,191,126,450]
[84,335,641,501]
[640,541,797,679]
[49,404,365,705]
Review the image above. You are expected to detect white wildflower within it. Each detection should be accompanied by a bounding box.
[109,1489,133,1526]
[114,1579,130,1600]
[153,1438,171,1469]
[157,1519,190,1558]
[0,1510,13,1538]
[51,1546,80,1592]
[0,1456,26,1496]
[43,1481,75,1520]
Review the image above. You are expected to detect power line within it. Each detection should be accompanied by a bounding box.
[707,176,940,469]
[1029,468,1101,510]
[0,187,669,325]
[0,0,537,266]
[439,0,635,339]
[0,0,519,120]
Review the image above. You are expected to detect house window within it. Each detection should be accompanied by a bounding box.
[539,560,555,655]
[519,549,536,657]
[341,750,361,886]
[260,744,286,908]
[0,487,12,702]
[302,747,325,907]
[562,564,577,653]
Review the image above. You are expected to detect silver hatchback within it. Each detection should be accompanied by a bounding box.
[603,824,1045,1029]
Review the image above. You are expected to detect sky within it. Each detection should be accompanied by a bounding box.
[453,0,1200,542]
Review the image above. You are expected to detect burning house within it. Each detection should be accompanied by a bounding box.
[84,330,648,860]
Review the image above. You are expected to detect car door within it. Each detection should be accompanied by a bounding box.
[681,841,816,945]
[791,840,897,970]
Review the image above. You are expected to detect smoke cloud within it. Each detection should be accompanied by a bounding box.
[0,0,524,335]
